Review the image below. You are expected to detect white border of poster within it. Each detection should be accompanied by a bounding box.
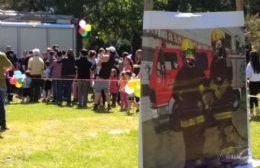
[140,11,252,168]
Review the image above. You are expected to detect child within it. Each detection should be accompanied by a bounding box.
[21,70,32,103]
[119,72,129,111]
[43,61,52,102]
[122,55,133,74]
[109,69,118,107]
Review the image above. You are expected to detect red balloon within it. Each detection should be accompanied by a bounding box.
[78,28,85,35]
[10,77,17,85]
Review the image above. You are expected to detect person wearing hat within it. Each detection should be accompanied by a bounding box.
[209,31,241,156]
[92,47,116,111]
[169,39,209,167]
[27,48,44,102]
[0,52,12,131]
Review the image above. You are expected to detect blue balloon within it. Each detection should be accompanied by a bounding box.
[14,70,22,79]
[14,70,22,76]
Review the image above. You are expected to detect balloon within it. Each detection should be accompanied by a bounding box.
[81,31,89,38]
[17,78,23,85]
[78,28,85,35]
[15,82,22,88]
[14,70,22,79]
[10,77,17,85]
[134,87,140,98]
[127,79,137,89]
[84,24,92,32]
[135,79,140,87]
[125,85,134,95]
[14,70,22,76]
[133,79,140,98]
[79,19,86,28]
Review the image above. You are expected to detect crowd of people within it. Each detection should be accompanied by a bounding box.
[3,45,142,114]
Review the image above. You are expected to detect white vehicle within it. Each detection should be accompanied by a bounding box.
[0,21,76,56]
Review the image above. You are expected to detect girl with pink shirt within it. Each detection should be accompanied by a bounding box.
[122,55,133,74]
[119,72,129,111]
[109,69,118,107]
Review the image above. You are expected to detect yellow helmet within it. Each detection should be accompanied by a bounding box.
[181,39,194,51]
[211,29,225,42]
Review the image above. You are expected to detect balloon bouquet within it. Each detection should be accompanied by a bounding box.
[125,78,141,114]
[9,70,24,88]
[78,19,92,38]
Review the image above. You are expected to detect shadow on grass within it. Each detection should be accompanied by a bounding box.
[250,116,260,122]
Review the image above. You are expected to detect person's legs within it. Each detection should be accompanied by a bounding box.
[0,90,7,130]
[52,80,58,102]
[77,81,83,106]
[35,78,42,102]
[183,125,205,167]
[6,79,13,102]
[72,80,78,103]
[64,80,72,106]
[93,80,102,110]
[56,80,63,105]
[120,91,126,110]
[249,82,258,115]
[103,81,110,110]
[30,78,36,102]
[82,81,90,107]
[111,93,117,107]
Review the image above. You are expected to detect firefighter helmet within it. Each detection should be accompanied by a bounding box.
[211,29,225,43]
[181,38,194,51]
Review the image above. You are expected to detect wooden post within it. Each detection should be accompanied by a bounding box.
[144,0,153,11]
[236,0,244,11]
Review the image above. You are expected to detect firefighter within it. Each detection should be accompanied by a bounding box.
[170,39,209,167]
[210,30,238,157]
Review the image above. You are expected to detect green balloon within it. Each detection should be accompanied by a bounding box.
[18,78,22,83]
[81,31,89,38]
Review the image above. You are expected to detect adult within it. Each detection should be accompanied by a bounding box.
[75,49,93,108]
[210,39,238,152]
[93,47,116,111]
[5,46,18,102]
[0,52,12,131]
[50,51,63,105]
[246,51,260,117]
[60,49,76,106]
[5,46,18,69]
[169,41,208,167]
[18,50,28,73]
[27,48,44,103]
[133,49,143,76]
[21,50,33,72]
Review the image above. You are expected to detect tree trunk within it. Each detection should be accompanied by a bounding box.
[144,0,153,11]
[236,0,244,11]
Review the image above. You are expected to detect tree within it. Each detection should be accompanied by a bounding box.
[245,15,260,51]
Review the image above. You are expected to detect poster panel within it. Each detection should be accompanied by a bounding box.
[141,11,251,168]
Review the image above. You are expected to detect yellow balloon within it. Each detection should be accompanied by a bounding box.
[84,24,92,32]
[127,79,136,89]
[135,79,140,87]
[15,82,22,88]
[181,39,194,51]
[134,87,140,98]
[211,29,225,42]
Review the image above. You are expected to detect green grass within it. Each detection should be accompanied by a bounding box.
[0,101,260,168]
[0,102,138,168]
[250,120,260,159]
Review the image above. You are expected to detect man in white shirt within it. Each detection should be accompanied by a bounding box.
[28,48,44,102]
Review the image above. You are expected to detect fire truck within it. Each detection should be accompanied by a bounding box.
[148,40,242,133]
